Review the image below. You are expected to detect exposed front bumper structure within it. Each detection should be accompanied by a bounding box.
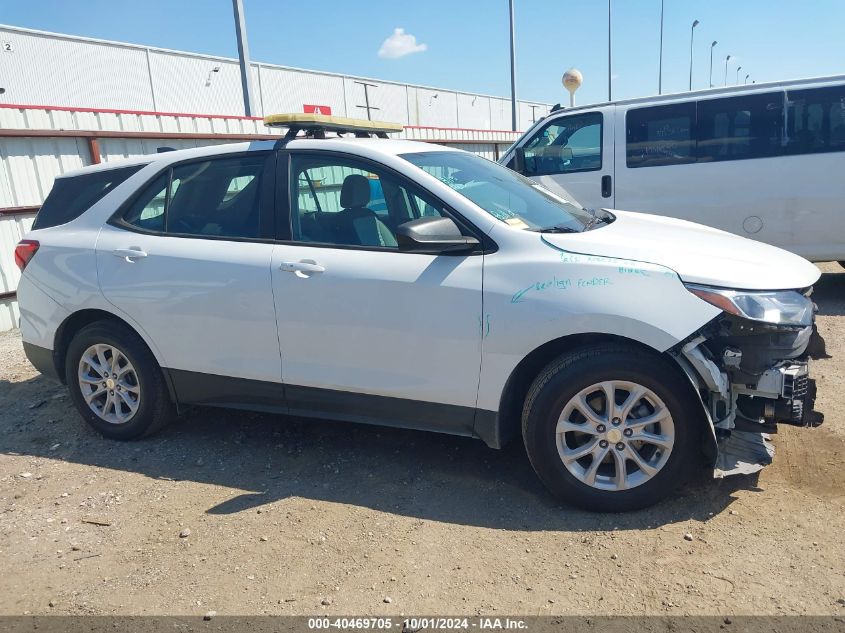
[672,312,824,478]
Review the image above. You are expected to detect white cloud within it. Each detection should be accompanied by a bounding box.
[378,28,427,59]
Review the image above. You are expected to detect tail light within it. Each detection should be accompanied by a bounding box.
[14,240,39,271]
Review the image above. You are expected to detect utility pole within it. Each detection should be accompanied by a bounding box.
[508,0,518,131]
[658,0,664,94]
[608,0,613,101]
[232,0,256,117]
[354,81,380,120]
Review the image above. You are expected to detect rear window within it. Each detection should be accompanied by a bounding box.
[33,165,144,230]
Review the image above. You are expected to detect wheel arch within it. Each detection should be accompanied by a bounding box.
[479,333,713,463]
[52,308,177,402]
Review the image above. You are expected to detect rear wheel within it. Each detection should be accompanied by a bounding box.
[522,344,700,512]
[65,320,174,440]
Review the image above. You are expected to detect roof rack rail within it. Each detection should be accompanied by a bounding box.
[264,113,404,149]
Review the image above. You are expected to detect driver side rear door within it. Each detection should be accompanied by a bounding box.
[96,151,283,397]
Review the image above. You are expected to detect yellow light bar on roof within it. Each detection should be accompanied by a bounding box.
[263,112,403,134]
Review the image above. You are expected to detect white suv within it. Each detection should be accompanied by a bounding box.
[15,116,823,511]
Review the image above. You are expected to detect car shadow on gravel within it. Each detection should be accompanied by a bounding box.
[813,268,845,317]
[1,373,760,531]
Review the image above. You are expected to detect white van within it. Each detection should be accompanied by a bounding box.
[500,75,845,263]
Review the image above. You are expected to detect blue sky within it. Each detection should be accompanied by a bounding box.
[3,0,844,105]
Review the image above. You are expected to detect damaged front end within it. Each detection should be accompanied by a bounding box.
[671,286,824,477]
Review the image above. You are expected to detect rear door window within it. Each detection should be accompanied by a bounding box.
[33,164,144,230]
[120,154,271,239]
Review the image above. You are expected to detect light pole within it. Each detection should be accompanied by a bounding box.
[724,54,731,86]
[508,0,517,131]
[736,65,742,85]
[745,73,750,84]
[658,0,664,94]
[689,19,699,91]
[709,41,717,88]
[608,0,613,101]
[232,0,256,117]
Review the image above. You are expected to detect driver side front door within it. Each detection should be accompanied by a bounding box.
[270,151,484,435]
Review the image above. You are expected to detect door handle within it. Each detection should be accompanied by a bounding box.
[601,175,612,199]
[112,248,148,263]
[280,260,326,275]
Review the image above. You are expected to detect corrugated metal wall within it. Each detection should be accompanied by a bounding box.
[0,105,523,331]
[0,24,551,131]
[0,214,33,331]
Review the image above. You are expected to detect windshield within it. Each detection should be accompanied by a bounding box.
[400,151,595,232]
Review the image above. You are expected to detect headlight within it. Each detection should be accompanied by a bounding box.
[685,284,814,327]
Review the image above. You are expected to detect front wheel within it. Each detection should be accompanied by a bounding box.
[522,344,701,512]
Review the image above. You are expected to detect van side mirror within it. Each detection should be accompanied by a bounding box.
[396,217,480,254]
[511,147,526,174]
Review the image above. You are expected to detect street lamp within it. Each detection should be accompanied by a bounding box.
[724,54,731,86]
[689,19,699,91]
[709,41,717,88]
[736,65,742,85]
[745,73,750,84]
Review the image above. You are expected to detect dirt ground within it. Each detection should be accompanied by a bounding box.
[1,263,844,617]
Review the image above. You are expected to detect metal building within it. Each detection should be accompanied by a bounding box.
[0,25,550,130]
[0,25,547,331]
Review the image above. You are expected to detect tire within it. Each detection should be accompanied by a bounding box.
[521,343,701,512]
[65,320,175,440]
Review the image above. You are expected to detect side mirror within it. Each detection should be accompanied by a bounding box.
[511,147,526,174]
[396,217,480,254]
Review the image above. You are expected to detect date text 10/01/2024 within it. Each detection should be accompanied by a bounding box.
[306,617,528,630]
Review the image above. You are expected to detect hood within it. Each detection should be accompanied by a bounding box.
[541,210,821,290]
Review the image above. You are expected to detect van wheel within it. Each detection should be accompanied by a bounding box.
[65,320,175,440]
[521,344,699,512]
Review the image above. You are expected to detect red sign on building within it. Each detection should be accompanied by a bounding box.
[303,104,332,115]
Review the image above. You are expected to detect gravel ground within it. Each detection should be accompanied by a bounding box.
[1,263,844,616]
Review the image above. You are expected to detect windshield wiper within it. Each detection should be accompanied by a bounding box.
[528,224,580,233]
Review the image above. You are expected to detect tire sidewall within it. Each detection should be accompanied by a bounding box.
[65,323,163,440]
[524,348,699,512]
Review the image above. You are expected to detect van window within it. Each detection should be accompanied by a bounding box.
[626,102,696,168]
[521,112,602,175]
[697,93,783,162]
[785,85,845,155]
[33,164,144,230]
